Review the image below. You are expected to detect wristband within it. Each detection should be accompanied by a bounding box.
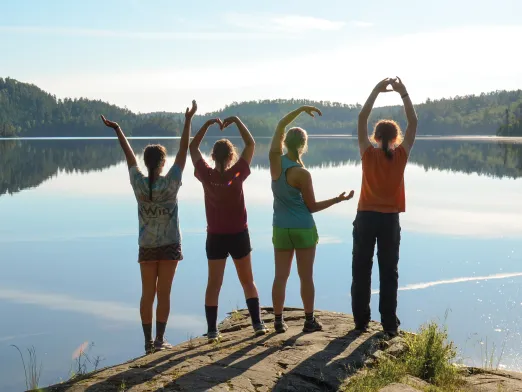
[401,93,409,99]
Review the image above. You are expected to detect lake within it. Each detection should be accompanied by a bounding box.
[1,136,522,391]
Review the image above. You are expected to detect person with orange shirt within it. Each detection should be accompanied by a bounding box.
[352,77,418,337]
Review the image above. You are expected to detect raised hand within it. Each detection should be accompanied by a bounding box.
[336,190,355,203]
[100,115,119,130]
[205,118,223,129]
[185,100,197,119]
[301,105,322,117]
[222,116,239,130]
[374,78,394,93]
[391,76,407,96]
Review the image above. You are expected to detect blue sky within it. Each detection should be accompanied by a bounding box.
[1,0,520,113]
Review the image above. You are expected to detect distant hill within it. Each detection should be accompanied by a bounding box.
[1,77,522,137]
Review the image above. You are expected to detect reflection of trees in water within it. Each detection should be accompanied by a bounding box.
[1,138,522,196]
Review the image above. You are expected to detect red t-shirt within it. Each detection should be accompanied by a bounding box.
[194,157,251,234]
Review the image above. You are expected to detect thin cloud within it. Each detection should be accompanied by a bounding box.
[0,288,205,329]
[0,26,275,41]
[223,13,346,32]
[371,272,522,294]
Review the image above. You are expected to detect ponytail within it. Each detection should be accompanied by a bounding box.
[212,139,237,177]
[382,134,393,160]
[290,146,304,167]
[147,167,155,201]
[143,144,167,202]
[284,127,308,166]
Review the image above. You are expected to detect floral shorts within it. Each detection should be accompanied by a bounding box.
[138,243,183,263]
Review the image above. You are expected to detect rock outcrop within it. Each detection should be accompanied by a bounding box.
[42,308,522,392]
[43,308,400,392]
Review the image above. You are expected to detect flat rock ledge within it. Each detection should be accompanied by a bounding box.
[42,308,522,392]
[43,308,402,392]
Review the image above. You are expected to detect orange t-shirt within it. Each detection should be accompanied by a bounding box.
[357,145,408,213]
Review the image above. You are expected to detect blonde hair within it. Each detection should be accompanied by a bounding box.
[284,127,308,166]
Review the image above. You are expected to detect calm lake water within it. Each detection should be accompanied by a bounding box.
[1,136,522,391]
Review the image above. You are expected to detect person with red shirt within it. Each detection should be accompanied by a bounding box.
[189,116,268,342]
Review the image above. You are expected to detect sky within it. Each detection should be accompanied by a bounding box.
[1,0,521,113]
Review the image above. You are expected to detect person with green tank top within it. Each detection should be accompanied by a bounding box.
[269,105,355,334]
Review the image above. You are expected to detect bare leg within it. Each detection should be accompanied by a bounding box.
[271,249,294,315]
[295,247,316,314]
[140,262,158,324]
[156,260,178,323]
[205,259,227,306]
[233,254,259,300]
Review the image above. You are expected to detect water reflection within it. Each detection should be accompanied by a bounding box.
[1,137,522,196]
[0,137,521,391]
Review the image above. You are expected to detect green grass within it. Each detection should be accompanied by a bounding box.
[342,322,466,392]
[230,309,244,321]
[11,345,42,391]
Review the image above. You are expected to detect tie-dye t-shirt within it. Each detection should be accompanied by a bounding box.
[129,164,183,248]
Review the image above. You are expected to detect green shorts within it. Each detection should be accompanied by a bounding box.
[272,226,319,250]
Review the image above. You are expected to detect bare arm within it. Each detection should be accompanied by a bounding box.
[358,78,393,157]
[269,105,322,180]
[189,118,222,166]
[223,116,255,164]
[100,115,137,168]
[298,170,354,213]
[392,77,418,155]
[174,100,197,171]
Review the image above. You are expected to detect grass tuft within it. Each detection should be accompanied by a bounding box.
[343,322,465,392]
[11,345,42,391]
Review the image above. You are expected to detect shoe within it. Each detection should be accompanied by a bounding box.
[253,322,269,336]
[145,340,155,355]
[354,324,369,334]
[384,329,399,338]
[274,319,288,334]
[303,317,323,333]
[207,330,222,343]
[154,338,174,351]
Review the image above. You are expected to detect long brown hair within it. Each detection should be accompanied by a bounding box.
[370,120,403,160]
[284,127,308,166]
[211,139,237,175]
[143,144,167,201]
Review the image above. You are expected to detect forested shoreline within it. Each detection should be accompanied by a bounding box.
[1,77,522,137]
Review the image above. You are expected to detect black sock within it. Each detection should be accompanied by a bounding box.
[246,298,261,325]
[142,323,153,342]
[305,312,314,321]
[274,314,283,323]
[156,321,167,342]
[205,305,218,332]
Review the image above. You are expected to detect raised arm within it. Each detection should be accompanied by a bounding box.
[100,115,137,168]
[189,118,223,166]
[392,77,418,155]
[298,170,355,213]
[358,78,393,157]
[223,116,255,164]
[174,100,197,171]
[269,105,321,179]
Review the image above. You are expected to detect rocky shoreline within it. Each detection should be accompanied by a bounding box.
[42,308,522,392]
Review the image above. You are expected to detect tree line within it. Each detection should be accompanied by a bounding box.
[1,77,522,137]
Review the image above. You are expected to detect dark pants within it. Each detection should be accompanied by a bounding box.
[351,211,401,331]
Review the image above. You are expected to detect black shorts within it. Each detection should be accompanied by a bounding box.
[206,229,252,260]
[138,243,183,263]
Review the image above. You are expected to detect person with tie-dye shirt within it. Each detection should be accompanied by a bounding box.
[100,100,197,354]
